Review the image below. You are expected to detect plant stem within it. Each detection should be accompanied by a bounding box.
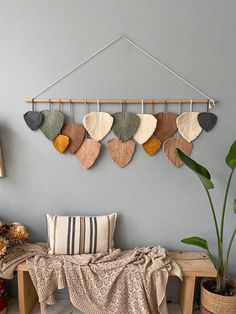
[206,249,215,266]
[204,187,221,248]
[204,186,223,291]
[220,169,235,242]
[224,228,236,280]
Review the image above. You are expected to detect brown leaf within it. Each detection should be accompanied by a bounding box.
[153,112,177,142]
[61,124,86,154]
[76,139,101,169]
[107,139,135,168]
[163,136,193,168]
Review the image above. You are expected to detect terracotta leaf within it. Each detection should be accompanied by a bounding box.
[163,136,193,168]
[23,111,43,130]
[52,135,69,153]
[142,137,162,156]
[176,112,202,142]
[153,112,177,142]
[61,123,86,154]
[112,112,140,142]
[197,112,217,132]
[133,114,157,145]
[107,139,135,168]
[83,112,113,141]
[76,139,101,169]
[40,111,64,141]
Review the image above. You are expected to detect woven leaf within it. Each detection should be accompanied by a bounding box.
[176,112,202,142]
[52,134,69,153]
[61,124,86,154]
[107,139,135,168]
[40,111,64,141]
[197,112,217,132]
[133,114,157,145]
[83,112,113,141]
[163,136,193,168]
[76,139,101,169]
[153,112,177,142]
[142,137,161,156]
[112,112,140,142]
[23,111,43,130]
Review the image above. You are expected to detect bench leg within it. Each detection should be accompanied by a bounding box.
[179,276,196,314]
[17,270,38,314]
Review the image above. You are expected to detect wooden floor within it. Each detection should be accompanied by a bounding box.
[7,299,200,314]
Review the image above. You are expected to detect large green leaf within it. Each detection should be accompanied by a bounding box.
[233,199,236,214]
[181,236,209,250]
[226,140,236,169]
[176,148,214,189]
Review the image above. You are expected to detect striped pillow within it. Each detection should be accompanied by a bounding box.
[46,213,117,255]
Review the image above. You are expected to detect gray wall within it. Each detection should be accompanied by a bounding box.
[0,0,235,288]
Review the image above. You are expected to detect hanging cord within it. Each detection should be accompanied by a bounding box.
[177,100,181,140]
[188,99,193,137]
[164,99,167,112]
[190,99,193,113]
[141,100,144,114]
[30,34,215,105]
[151,100,154,114]
[69,99,74,123]
[97,99,100,112]
[122,35,215,106]
[120,99,124,112]
[31,98,35,112]
[49,99,52,111]
[58,99,62,112]
[85,99,89,139]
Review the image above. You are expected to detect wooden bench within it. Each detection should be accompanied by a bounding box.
[16,251,217,314]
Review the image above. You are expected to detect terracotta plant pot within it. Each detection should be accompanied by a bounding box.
[201,278,236,314]
[0,278,7,314]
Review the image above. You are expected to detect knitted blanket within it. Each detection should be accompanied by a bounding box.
[0,244,182,314]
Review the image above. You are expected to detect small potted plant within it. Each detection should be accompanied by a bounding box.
[176,140,236,313]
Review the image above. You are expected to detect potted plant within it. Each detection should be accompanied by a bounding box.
[176,140,236,314]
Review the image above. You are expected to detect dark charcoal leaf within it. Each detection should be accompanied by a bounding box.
[23,111,43,130]
[197,112,217,132]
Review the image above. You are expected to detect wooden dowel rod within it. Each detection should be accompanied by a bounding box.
[24,99,219,105]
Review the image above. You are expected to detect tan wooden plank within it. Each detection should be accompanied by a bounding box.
[17,270,38,314]
[179,276,196,314]
[16,251,217,277]
[169,251,217,277]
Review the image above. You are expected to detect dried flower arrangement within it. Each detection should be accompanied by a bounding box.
[0,221,28,257]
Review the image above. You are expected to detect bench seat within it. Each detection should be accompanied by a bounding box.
[16,251,217,314]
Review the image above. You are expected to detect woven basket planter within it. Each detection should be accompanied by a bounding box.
[201,278,236,314]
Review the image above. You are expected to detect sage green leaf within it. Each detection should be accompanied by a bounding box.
[40,111,64,141]
[176,148,214,189]
[233,199,236,214]
[181,236,209,250]
[226,140,236,169]
[112,112,140,142]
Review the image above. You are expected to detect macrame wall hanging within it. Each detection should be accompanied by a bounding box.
[23,34,218,169]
